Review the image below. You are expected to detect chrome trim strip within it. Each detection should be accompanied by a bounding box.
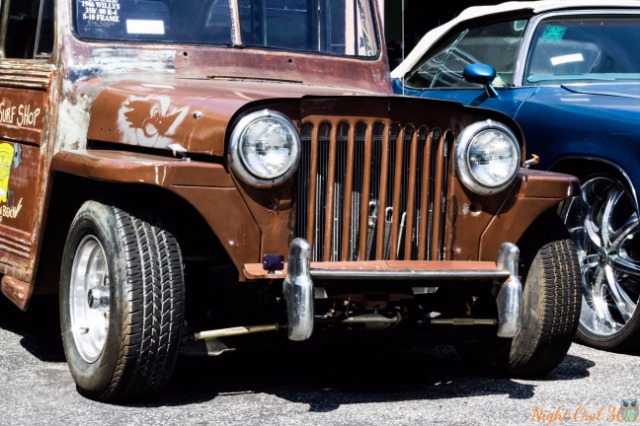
[229,0,242,47]
[310,269,510,281]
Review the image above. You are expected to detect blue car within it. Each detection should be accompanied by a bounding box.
[392,0,640,350]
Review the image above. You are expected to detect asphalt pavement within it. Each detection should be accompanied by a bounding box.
[0,295,638,426]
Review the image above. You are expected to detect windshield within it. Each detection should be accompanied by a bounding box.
[73,0,378,57]
[405,19,527,89]
[525,16,640,84]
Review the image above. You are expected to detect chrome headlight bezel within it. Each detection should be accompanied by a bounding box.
[229,109,301,187]
[455,120,521,195]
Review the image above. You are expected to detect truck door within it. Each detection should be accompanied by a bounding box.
[0,0,56,305]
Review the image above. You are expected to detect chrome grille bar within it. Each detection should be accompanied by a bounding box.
[297,117,452,262]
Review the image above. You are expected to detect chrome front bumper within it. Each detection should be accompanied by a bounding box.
[283,238,523,342]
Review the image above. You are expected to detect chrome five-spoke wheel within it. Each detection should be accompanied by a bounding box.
[562,175,640,349]
[60,200,185,401]
[69,235,110,363]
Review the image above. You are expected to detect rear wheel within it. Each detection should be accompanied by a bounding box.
[561,175,640,349]
[458,211,581,376]
[60,200,185,401]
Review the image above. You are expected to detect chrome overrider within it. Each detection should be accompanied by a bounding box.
[495,242,523,338]
[283,238,315,341]
[283,238,523,341]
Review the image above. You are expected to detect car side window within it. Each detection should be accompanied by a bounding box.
[406,19,527,89]
[2,0,54,59]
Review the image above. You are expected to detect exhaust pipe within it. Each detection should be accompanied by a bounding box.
[194,324,279,340]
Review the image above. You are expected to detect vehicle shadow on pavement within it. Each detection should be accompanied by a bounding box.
[153,342,595,411]
[0,295,65,363]
[0,295,596,409]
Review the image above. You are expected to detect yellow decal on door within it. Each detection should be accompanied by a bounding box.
[0,143,14,203]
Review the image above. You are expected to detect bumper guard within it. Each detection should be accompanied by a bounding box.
[283,238,523,341]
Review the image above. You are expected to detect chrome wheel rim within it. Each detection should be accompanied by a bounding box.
[69,234,110,363]
[563,176,640,337]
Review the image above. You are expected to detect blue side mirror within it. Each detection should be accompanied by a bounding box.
[463,64,499,98]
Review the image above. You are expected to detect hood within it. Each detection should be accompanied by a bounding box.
[561,82,640,100]
[87,78,384,157]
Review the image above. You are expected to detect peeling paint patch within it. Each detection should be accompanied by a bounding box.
[67,49,176,82]
[153,165,168,185]
[461,202,470,217]
[56,80,92,151]
[117,95,189,148]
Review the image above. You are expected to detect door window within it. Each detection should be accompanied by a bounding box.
[2,0,54,59]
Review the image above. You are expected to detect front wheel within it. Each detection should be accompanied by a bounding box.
[458,210,581,376]
[60,200,185,401]
[562,175,640,350]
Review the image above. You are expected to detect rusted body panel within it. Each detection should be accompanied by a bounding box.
[0,0,575,308]
[56,89,581,286]
[86,80,385,156]
[173,47,390,93]
[0,0,393,300]
[1,275,31,310]
[0,60,57,286]
[51,150,235,188]
[50,150,261,272]
[479,170,580,259]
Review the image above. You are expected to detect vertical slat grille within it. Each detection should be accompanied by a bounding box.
[296,117,452,262]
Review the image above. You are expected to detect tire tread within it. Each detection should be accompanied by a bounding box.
[509,212,581,376]
[95,204,183,400]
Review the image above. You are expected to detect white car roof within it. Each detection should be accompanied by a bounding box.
[390,0,640,79]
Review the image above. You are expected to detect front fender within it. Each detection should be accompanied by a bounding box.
[50,149,261,272]
[479,169,579,260]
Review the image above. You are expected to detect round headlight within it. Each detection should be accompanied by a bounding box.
[229,109,300,186]
[455,120,521,195]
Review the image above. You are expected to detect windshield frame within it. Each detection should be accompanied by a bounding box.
[70,0,381,59]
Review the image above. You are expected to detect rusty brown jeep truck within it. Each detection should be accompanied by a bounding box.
[0,0,581,401]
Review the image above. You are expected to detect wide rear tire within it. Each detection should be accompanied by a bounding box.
[60,200,185,401]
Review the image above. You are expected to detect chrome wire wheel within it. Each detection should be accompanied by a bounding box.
[563,175,640,347]
[69,234,110,363]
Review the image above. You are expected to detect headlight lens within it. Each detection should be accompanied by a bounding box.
[455,120,521,195]
[229,109,300,186]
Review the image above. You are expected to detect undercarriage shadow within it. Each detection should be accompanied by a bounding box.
[155,341,594,411]
[0,295,595,409]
